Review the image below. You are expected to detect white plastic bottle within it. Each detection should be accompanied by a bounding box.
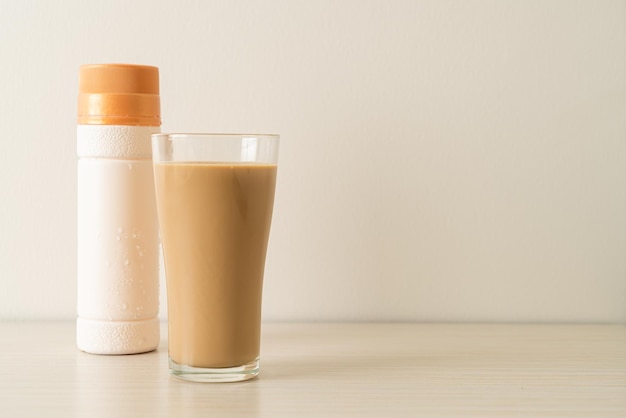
[77,64,161,354]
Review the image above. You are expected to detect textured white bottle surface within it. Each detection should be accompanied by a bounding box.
[77,125,160,354]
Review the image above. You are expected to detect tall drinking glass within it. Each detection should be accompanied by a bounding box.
[152,133,279,382]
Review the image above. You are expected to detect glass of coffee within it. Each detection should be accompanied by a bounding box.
[152,133,279,382]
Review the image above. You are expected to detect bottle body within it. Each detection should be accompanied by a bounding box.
[77,125,160,354]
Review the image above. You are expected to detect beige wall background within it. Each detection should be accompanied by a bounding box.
[0,0,624,322]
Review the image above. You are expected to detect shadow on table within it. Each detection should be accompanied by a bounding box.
[260,352,433,381]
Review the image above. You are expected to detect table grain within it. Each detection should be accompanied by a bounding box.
[0,322,624,417]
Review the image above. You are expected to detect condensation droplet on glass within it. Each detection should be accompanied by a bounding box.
[124,259,130,266]
[121,303,127,311]
[117,227,123,234]
[127,164,133,170]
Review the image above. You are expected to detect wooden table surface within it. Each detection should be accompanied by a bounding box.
[0,322,624,417]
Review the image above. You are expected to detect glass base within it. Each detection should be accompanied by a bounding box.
[169,357,260,383]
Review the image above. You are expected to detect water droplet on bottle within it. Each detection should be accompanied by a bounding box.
[105,261,110,268]
[124,259,130,266]
[121,303,128,310]
[116,236,121,241]
[139,251,143,257]
[132,233,137,239]
[117,227,123,234]
[127,164,133,170]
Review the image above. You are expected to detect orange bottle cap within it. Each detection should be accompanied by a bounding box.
[78,64,161,126]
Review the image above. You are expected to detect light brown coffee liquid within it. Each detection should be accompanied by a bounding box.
[154,163,277,368]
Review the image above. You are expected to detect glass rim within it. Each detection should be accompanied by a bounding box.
[152,133,279,139]
[151,132,280,164]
